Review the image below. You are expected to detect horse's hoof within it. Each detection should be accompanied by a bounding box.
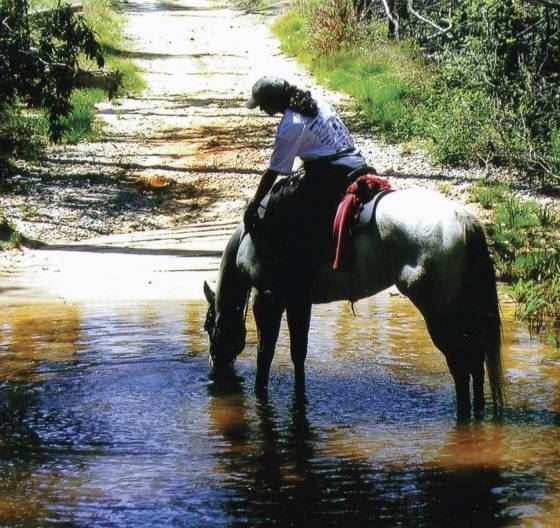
[456,411,472,424]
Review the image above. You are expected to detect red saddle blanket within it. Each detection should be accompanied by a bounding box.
[332,174,392,270]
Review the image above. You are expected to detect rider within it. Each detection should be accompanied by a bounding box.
[243,76,368,292]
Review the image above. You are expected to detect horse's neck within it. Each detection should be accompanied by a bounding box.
[216,226,250,318]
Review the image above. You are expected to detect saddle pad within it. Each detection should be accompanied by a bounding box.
[332,175,392,270]
[357,188,394,226]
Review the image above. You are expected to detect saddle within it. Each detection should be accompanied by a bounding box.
[249,171,305,269]
[332,174,392,270]
[248,169,392,280]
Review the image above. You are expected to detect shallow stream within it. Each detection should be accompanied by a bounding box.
[1,291,559,526]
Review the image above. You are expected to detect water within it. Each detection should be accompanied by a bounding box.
[0,292,559,527]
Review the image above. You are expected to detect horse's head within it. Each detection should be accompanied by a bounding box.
[203,281,247,374]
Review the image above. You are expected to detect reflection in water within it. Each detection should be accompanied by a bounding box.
[0,292,558,526]
[208,387,523,527]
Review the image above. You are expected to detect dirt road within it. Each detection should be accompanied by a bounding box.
[0,0,483,303]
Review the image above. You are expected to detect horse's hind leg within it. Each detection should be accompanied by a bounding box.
[469,345,485,419]
[471,362,485,420]
[425,317,473,421]
[445,353,472,421]
[449,346,486,420]
[286,297,312,396]
[253,290,284,396]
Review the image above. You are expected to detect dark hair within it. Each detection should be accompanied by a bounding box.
[286,84,319,118]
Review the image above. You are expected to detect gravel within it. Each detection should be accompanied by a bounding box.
[0,0,539,246]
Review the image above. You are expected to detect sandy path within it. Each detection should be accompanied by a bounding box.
[0,0,484,304]
[0,0,312,302]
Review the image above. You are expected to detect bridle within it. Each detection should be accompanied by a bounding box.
[206,291,251,363]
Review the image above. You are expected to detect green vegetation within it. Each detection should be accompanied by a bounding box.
[0,0,144,250]
[273,0,560,188]
[58,88,106,143]
[0,0,143,176]
[469,182,560,344]
[273,7,420,136]
[0,211,23,250]
[275,0,560,344]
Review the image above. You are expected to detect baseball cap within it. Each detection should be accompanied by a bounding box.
[245,76,288,109]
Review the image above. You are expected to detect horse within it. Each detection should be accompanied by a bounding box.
[203,187,505,421]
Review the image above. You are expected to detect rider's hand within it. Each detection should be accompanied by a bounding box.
[243,200,260,232]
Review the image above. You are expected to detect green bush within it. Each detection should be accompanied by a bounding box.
[0,0,104,142]
[273,7,419,136]
[280,0,560,186]
[1,0,144,174]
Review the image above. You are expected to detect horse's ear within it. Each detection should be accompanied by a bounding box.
[203,281,215,304]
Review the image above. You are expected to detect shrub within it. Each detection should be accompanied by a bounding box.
[0,0,104,142]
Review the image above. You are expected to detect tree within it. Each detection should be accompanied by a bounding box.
[0,0,104,143]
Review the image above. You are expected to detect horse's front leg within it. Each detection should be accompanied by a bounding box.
[252,290,284,397]
[286,298,312,396]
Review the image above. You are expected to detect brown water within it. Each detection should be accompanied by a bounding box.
[1,292,559,527]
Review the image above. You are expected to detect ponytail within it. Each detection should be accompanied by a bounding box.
[286,84,319,118]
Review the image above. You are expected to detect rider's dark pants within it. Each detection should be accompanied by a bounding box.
[275,152,367,298]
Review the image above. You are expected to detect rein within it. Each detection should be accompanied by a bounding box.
[242,290,251,325]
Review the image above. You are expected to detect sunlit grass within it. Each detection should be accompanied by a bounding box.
[272,11,419,135]
[59,89,105,143]
[26,0,144,143]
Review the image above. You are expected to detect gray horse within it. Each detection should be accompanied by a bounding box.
[204,188,504,421]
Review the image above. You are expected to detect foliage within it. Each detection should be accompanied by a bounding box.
[468,180,509,209]
[434,1,560,183]
[300,0,358,54]
[0,108,48,168]
[58,88,105,143]
[470,181,560,343]
[281,0,560,187]
[0,0,104,143]
[0,208,23,249]
[272,6,420,135]
[1,0,144,176]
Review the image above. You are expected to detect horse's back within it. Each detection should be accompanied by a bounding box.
[372,189,479,309]
[238,187,484,310]
[376,188,474,243]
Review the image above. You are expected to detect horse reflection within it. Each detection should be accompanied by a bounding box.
[206,387,514,526]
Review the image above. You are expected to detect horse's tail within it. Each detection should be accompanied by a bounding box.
[463,217,505,410]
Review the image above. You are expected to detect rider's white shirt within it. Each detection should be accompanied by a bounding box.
[268,98,355,174]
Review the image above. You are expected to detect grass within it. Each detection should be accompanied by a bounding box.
[272,11,420,136]
[23,0,145,144]
[469,181,560,345]
[59,89,106,143]
[469,181,510,209]
[0,210,23,250]
[273,3,559,178]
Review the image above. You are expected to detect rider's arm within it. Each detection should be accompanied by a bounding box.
[244,168,279,230]
[252,168,279,205]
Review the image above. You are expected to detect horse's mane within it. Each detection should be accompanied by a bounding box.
[216,225,251,321]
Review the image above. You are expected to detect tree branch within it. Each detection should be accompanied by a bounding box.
[523,0,560,8]
[379,0,399,39]
[406,0,453,37]
[30,2,83,20]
